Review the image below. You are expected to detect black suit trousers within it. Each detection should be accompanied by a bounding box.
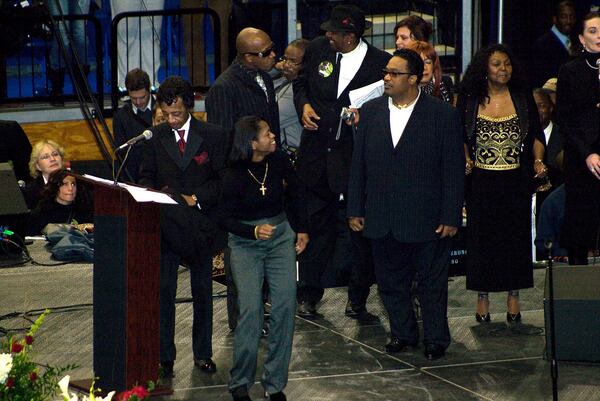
[297,191,374,305]
[371,234,451,348]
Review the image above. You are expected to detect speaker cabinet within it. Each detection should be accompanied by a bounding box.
[544,265,600,362]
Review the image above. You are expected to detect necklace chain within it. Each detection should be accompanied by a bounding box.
[585,59,599,70]
[247,162,269,196]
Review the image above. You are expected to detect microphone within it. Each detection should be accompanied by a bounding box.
[116,130,153,151]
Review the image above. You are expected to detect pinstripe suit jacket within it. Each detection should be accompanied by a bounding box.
[205,59,280,142]
[347,94,465,242]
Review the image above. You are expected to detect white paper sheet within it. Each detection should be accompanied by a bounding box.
[348,80,385,108]
[82,174,178,204]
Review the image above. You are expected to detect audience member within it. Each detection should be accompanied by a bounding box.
[293,4,391,320]
[112,68,154,182]
[206,27,280,140]
[394,15,432,49]
[406,40,452,103]
[534,87,564,190]
[110,0,164,89]
[556,12,600,265]
[273,38,309,155]
[347,49,464,360]
[0,119,32,183]
[218,116,308,401]
[26,169,92,235]
[23,140,65,210]
[47,0,92,106]
[536,183,568,259]
[457,44,546,324]
[138,75,229,378]
[531,1,577,88]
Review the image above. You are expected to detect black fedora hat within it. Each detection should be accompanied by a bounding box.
[320,4,372,33]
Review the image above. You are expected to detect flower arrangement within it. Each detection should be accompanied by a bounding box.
[0,310,76,401]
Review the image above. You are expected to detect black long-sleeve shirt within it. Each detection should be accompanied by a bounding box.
[218,150,307,239]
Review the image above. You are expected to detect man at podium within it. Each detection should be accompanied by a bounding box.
[138,76,229,377]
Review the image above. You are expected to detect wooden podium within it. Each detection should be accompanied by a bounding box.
[73,176,166,393]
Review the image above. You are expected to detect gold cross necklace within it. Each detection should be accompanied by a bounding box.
[247,162,269,196]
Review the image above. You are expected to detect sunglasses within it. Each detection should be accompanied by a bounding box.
[382,69,412,78]
[279,56,302,66]
[245,44,275,58]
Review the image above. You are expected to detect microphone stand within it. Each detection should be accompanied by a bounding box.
[113,145,133,185]
[545,240,559,401]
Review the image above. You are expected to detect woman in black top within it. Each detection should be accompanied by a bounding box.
[27,169,93,235]
[218,116,308,401]
[457,44,546,324]
[557,12,600,265]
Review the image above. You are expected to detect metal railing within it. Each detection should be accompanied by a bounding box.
[110,7,221,112]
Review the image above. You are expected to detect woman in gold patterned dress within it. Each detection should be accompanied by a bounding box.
[456,44,547,324]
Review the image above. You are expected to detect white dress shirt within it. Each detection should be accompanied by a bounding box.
[544,120,554,146]
[337,39,368,98]
[388,90,421,147]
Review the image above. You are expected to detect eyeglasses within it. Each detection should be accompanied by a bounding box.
[382,69,412,78]
[245,44,275,58]
[38,151,61,161]
[279,56,302,66]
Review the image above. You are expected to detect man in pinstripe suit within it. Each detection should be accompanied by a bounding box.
[347,49,464,360]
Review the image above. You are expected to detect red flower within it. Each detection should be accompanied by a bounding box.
[25,335,33,345]
[29,372,38,381]
[131,386,149,399]
[117,390,132,401]
[11,342,23,353]
[5,377,15,388]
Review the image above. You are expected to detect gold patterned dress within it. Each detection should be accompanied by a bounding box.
[466,114,534,292]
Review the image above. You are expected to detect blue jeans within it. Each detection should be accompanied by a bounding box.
[48,0,91,69]
[228,213,297,395]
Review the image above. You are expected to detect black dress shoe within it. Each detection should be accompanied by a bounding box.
[194,358,217,373]
[268,392,287,401]
[345,301,366,318]
[384,338,417,354]
[506,312,522,324]
[297,301,317,319]
[424,344,446,360]
[475,312,491,323]
[160,361,174,378]
[232,395,252,401]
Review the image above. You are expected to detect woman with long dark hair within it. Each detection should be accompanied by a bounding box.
[557,12,600,265]
[457,44,546,324]
[26,169,93,235]
[218,116,308,401]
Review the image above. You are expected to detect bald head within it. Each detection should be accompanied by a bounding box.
[236,27,277,71]
[236,28,271,54]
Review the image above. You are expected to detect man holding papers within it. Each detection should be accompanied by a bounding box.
[138,76,229,378]
[293,5,390,319]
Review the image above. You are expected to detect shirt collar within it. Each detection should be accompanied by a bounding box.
[174,114,192,136]
[544,120,554,137]
[551,25,570,48]
[388,89,421,113]
[338,38,368,60]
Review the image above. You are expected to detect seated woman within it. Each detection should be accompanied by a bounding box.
[26,169,93,236]
[217,116,308,401]
[22,140,65,209]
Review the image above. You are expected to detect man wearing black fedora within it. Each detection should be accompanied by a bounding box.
[293,4,391,319]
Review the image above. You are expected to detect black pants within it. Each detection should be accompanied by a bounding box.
[371,234,451,348]
[297,192,374,305]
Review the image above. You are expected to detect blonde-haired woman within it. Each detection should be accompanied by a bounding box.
[23,139,65,209]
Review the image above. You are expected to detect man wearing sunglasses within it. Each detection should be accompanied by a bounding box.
[347,49,465,360]
[293,4,390,320]
[206,27,280,143]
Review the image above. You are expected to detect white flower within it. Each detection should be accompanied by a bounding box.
[0,353,13,384]
[58,375,115,401]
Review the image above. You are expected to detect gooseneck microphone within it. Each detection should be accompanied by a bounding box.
[116,130,153,151]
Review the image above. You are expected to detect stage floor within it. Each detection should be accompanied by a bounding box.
[1,240,598,401]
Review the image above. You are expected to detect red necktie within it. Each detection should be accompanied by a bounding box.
[177,129,185,155]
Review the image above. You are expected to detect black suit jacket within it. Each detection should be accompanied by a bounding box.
[138,116,229,256]
[205,59,280,141]
[0,120,32,182]
[112,100,153,182]
[347,94,465,242]
[531,30,572,88]
[293,37,391,196]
